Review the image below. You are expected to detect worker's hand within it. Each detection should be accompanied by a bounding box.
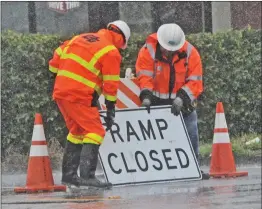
[142,98,151,114]
[171,97,183,116]
[104,108,115,131]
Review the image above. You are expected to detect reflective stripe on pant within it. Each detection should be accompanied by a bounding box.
[56,99,105,145]
[183,110,199,162]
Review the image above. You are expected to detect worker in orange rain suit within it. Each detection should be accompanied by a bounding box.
[135,23,210,180]
[48,20,131,188]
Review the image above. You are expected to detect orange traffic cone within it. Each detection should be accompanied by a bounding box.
[209,102,248,178]
[14,113,66,193]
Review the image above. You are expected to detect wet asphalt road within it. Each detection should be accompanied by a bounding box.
[1,165,261,209]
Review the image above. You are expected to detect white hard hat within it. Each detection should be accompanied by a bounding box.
[157,23,185,51]
[107,20,131,49]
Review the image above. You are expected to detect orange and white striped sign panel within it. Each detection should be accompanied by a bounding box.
[99,78,141,110]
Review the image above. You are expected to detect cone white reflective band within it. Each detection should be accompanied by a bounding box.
[213,133,230,143]
[32,125,46,141]
[214,113,228,129]
[29,145,49,156]
[117,90,138,108]
[122,79,140,96]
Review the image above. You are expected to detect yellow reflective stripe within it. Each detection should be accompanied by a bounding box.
[57,70,101,94]
[69,35,79,45]
[89,45,117,66]
[63,35,80,54]
[63,46,69,54]
[49,66,58,73]
[83,138,100,145]
[55,47,63,56]
[104,94,117,102]
[60,40,116,78]
[103,75,120,81]
[61,53,100,76]
[83,133,103,145]
[67,133,83,144]
[58,38,117,89]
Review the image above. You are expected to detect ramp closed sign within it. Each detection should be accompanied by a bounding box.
[99,106,202,186]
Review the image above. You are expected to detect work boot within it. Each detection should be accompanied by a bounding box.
[201,170,210,180]
[80,143,112,189]
[61,140,83,187]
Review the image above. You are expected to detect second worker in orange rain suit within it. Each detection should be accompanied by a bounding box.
[48,20,131,188]
[135,23,210,180]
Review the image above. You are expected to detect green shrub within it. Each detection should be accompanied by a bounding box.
[1,31,68,156]
[187,29,261,143]
[1,29,261,157]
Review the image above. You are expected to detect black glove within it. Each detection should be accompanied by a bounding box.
[176,88,196,116]
[140,89,153,114]
[141,98,151,114]
[171,97,183,116]
[104,108,115,131]
[104,99,115,131]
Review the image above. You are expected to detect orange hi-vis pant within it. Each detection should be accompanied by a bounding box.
[56,99,105,145]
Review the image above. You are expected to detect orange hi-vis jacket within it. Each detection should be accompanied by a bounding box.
[49,29,122,106]
[135,33,203,103]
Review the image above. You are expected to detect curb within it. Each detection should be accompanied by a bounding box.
[2,155,261,173]
[199,155,262,166]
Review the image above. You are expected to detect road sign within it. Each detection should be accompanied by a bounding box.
[99,106,202,186]
[47,1,80,13]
